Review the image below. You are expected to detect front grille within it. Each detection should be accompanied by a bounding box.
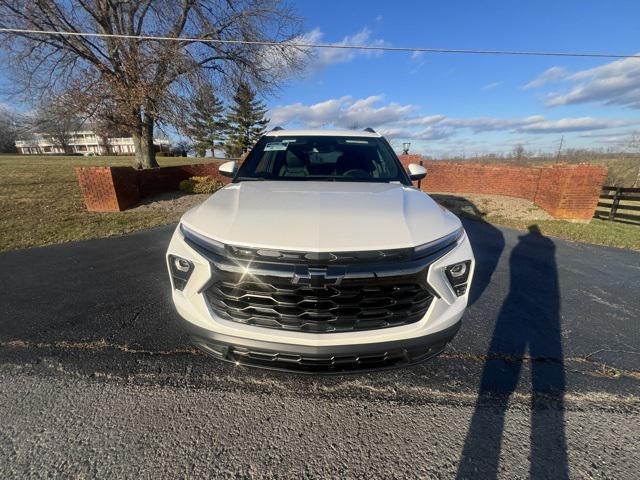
[204,275,434,333]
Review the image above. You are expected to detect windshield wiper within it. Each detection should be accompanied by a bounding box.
[235,177,265,181]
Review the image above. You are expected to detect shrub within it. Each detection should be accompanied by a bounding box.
[178,179,194,192]
[179,176,224,194]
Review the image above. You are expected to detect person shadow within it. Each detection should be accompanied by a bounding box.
[456,225,568,479]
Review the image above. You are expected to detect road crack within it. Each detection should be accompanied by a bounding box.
[0,339,199,356]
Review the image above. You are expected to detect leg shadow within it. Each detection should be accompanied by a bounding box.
[456,225,568,479]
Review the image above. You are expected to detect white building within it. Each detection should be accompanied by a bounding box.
[15,130,170,155]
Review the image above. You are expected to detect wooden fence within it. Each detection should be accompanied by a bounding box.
[594,186,640,224]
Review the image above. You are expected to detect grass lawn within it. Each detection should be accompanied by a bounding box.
[0,155,638,252]
[0,154,219,252]
[433,193,639,251]
[473,216,639,251]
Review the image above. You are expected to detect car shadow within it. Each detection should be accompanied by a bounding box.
[430,194,505,306]
[455,225,568,479]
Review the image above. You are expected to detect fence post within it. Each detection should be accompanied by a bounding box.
[609,187,622,220]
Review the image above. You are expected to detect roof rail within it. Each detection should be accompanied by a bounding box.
[363,127,376,133]
[271,126,284,131]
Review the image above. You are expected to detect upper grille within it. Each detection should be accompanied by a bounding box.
[181,223,461,335]
[204,275,433,333]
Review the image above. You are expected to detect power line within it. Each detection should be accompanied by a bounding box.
[0,27,639,59]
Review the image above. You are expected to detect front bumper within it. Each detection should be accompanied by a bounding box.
[167,224,474,373]
[187,318,461,373]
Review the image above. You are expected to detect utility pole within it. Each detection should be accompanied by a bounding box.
[555,135,564,163]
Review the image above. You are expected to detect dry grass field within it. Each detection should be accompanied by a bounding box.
[0,155,218,252]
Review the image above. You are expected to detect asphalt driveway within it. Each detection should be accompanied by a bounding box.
[1,219,638,478]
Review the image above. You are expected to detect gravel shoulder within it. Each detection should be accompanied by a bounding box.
[432,192,554,221]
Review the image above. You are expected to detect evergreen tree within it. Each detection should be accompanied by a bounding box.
[184,86,226,157]
[224,83,269,158]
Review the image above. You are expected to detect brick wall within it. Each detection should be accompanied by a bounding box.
[76,166,139,212]
[399,155,607,221]
[75,162,228,212]
[136,163,230,198]
[534,164,607,220]
[77,157,607,220]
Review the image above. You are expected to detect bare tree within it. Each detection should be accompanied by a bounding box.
[90,116,130,155]
[627,133,640,188]
[512,144,526,163]
[172,139,193,157]
[32,95,83,153]
[0,1,305,168]
[0,105,28,153]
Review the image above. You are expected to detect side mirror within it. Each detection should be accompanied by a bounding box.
[218,160,237,178]
[407,163,427,181]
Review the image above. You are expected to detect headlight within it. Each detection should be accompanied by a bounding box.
[168,254,194,290]
[180,223,226,256]
[413,227,463,259]
[445,260,472,296]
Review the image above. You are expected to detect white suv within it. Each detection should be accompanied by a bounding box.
[167,129,474,372]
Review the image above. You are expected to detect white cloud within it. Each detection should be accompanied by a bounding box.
[270,95,417,129]
[523,66,568,89]
[408,51,427,74]
[269,96,638,141]
[441,115,545,132]
[482,81,502,91]
[312,27,385,68]
[579,129,638,139]
[578,133,634,144]
[516,117,633,134]
[261,27,386,73]
[526,56,640,109]
[379,126,453,140]
[378,127,414,138]
[413,126,454,140]
[398,114,446,127]
[270,96,350,128]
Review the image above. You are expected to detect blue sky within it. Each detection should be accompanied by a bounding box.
[2,1,638,156]
[265,0,640,155]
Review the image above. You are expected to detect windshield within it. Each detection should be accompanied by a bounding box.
[234,135,410,184]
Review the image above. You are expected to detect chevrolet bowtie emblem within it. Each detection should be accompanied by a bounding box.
[292,266,345,287]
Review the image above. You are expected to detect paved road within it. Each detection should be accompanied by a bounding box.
[1,219,639,478]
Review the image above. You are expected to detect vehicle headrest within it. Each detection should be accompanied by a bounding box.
[336,153,373,173]
[286,150,306,167]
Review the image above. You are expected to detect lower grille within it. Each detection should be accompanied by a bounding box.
[195,341,447,373]
[204,277,434,333]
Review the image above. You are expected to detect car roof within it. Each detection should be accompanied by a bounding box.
[264,129,382,138]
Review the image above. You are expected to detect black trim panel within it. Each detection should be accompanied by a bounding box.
[182,319,461,373]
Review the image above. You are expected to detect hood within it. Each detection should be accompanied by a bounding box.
[181,181,461,252]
